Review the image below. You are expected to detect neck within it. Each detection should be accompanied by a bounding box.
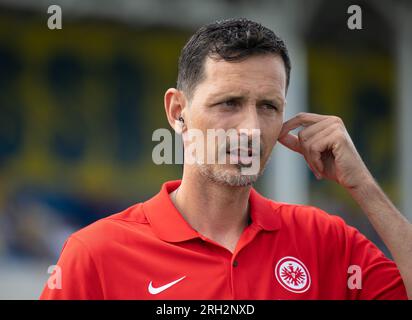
[171,166,251,252]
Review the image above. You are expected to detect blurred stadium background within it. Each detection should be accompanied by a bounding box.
[0,0,411,299]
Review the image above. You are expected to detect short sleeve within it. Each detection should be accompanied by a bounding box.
[39,236,104,300]
[346,227,407,300]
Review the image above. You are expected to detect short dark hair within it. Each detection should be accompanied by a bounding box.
[177,18,291,100]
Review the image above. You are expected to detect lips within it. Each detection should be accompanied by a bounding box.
[226,148,258,157]
[226,148,258,165]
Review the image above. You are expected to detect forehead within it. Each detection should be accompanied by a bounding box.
[198,54,287,98]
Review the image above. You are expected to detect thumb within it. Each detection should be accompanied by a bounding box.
[278,133,302,154]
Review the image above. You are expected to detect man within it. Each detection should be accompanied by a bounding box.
[41,18,411,300]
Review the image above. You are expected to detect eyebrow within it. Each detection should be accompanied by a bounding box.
[211,93,285,106]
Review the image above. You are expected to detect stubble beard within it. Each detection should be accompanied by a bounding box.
[196,155,270,187]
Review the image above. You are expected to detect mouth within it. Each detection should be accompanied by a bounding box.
[226,148,259,165]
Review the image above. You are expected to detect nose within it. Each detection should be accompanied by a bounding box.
[238,104,260,132]
[235,105,261,153]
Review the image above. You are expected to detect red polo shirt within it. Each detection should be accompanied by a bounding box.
[40,180,407,300]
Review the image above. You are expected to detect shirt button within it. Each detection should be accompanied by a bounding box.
[233,260,238,267]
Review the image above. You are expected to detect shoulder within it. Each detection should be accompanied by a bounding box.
[274,201,347,226]
[270,200,353,241]
[68,202,150,251]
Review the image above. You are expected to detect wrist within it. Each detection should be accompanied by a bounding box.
[345,173,378,201]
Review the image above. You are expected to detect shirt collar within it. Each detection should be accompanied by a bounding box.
[142,180,281,243]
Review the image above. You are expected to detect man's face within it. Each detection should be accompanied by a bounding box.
[183,54,287,186]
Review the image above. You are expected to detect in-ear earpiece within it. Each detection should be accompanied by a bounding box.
[178,116,184,123]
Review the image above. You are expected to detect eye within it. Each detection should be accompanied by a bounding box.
[221,99,240,108]
[262,104,278,111]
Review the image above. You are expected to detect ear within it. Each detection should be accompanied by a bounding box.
[164,88,187,134]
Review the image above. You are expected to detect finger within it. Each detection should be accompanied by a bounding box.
[303,153,323,180]
[279,112,328,138]
[278,133,323,179]
[297,117,340,143]
[278,133,302,154]
[304,125,341,175]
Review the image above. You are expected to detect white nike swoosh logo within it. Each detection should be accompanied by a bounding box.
[148,276,186,295]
